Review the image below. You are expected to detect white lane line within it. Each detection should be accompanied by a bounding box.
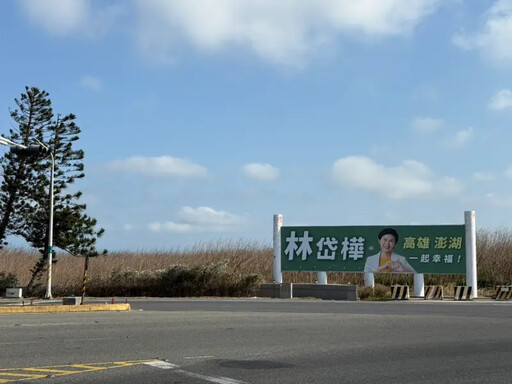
[145,360,247,384]
[144,361,179,369]
[0,337,115,346]
[184,355,215,360]
[66,337,117,342]
[174,369,247,384]
[16,322,93,327]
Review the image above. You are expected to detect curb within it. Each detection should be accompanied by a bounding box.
[0,303,130,314]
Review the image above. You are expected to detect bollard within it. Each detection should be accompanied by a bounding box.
[111,298,115,304]
[30,299,33,306]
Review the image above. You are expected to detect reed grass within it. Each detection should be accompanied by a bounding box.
[0,228,511,297]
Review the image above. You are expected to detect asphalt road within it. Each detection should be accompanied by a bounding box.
[0,299,511,383]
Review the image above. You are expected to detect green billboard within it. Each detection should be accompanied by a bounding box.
[281,225,466,274]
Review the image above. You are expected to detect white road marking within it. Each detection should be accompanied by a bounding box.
[0,341,38,345]
[174,369,247,384]
[184,355,215,360]
[144,361,179,370]
[67,337,117,342]
[0,337,116,346]
[145,360,247,384]
[14,322,95,327]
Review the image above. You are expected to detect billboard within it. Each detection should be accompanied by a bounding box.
[281,225,466,274]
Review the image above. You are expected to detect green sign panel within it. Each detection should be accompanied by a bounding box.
[281,225,466,274]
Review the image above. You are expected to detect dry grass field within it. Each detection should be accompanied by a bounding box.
[0,229,511,297]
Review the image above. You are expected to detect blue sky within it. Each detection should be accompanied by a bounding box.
[1,0,512,251]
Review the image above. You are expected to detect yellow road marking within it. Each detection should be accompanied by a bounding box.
[0,373,46,378]
[24,368,76,374]
[66,364,106,371]
[0,360,157,383]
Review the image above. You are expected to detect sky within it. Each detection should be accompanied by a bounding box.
[1,0,512,252]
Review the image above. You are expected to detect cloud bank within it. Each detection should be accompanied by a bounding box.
[411,117,445,133]
[489,89,512,110]
[332,156,461,199]
[107,156,207,178]
[19,0,121,37]
[18,0,439,66]
[453,0,512,65]
[442,127,474,149]
[242,163,279,181]
[148,206,244,233]
[134,0,439,66]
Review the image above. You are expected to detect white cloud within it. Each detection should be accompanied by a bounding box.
[134,0,439,66]
[243,163,279,181]
[453,0,512,65]
[148,221,193,233]
[19,0,121,37]
[473,172,496,182]
[123,224,133,231]
[484,192,512,208]
[148,206,244,233]
[332,156,461,199]
[489,89,512,110]
[442,127,474,148]
[80,75,103,91]
[411,117,445,133]
[107,156,207,178]
[504,166,512,178]
[178,206,243,228]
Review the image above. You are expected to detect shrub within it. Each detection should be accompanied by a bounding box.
[358,284,390,301]
[82,262,264,298]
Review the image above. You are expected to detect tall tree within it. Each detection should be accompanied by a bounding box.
[0,87,52,247]
[0,87,105,292]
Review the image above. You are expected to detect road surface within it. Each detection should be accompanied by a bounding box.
[0,298,510,383]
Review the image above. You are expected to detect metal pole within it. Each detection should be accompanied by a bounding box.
[45,152,54,299]
[465,210,477,298]
[273,214,283,284]
[81,254,89,305]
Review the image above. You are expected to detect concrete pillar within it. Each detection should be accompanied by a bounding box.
[364,272,375,287]
[414,273,424,297]
[465,211,477,298]
[273,214,283,284]
[317,272,327,284]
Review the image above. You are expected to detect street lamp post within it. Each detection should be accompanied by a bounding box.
[0,136,27,149]
[1,136,54,299]
[45,151,54,299]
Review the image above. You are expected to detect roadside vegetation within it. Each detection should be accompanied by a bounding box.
[0,228,511,298]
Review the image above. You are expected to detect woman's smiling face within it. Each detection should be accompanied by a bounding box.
[379,234,396,253]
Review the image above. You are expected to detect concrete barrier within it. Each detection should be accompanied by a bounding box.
[255,283,292,299]
[5,288,23,298]
[494,286,512,301]
[454,286,472,300]
[292,284,357,301]
[391,285,410,300]
[424,285,443,300]
[63,297,81,305]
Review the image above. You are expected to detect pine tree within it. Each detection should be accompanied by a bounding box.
[0,87,106,293]
[0,87,52,247]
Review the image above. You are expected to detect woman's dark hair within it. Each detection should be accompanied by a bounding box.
[378,227,399,243]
